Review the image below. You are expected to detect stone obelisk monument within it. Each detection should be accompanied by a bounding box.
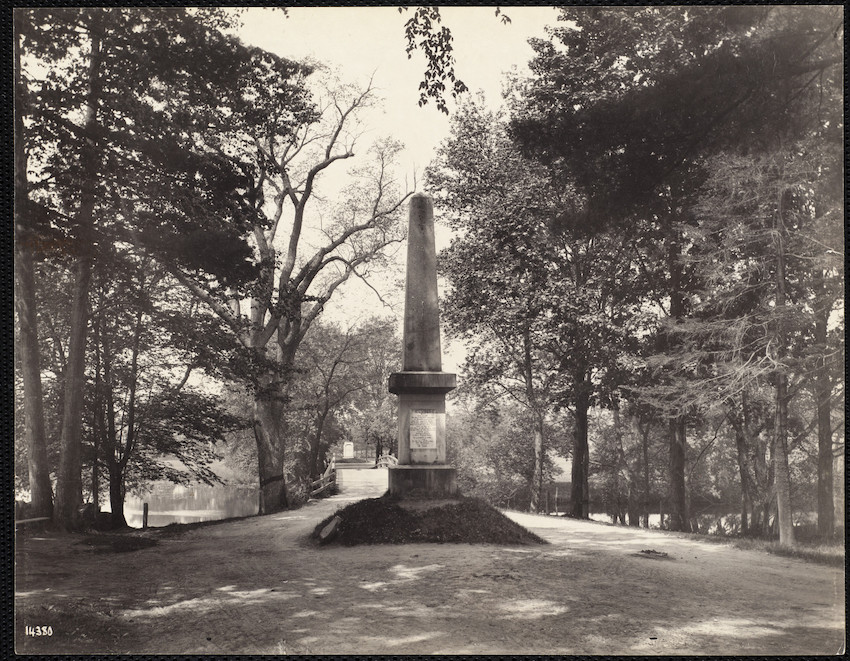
[388,192,457,497]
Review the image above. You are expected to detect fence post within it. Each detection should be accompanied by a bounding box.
[554,486,559,515]
[143,503,149,529]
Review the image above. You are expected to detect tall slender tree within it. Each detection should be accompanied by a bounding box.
[14,11,53,517]
[429,102,647,514]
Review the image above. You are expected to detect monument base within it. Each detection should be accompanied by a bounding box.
[388,465,457,499]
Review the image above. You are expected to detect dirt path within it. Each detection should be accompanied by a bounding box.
[16,468,844,655]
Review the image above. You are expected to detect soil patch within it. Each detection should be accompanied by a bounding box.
[634,548,672,560]
[311,495,546,546]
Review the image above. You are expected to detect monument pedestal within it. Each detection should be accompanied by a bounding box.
[388,370,457,498]
[388,465,457,498]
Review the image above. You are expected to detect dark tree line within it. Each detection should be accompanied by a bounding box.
[430,6,842,546]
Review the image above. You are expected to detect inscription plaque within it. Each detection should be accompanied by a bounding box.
[409,409,437,449]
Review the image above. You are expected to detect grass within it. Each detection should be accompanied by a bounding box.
[718,536,844,567]
[312,494,547,546]
[669,526,846,567]
[547,511,843,567]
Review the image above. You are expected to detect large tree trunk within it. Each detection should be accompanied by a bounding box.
[813,292,834,539]
[530,417,544,513]
[772,189,794,547]
[90,314,103,513]
[374,437,383,467]
[15,250,54,517]
[570,378,590,518]
[665,223,690,532]
[667,417,690,531]
[521,327,545,514]
[254,383,289,514]
[53,18,103,530]
[730,393,755,536]
[309,411,329,478]
[773,375,795,546]
[627,481,640,526]
[14,13,53,518]
[54,258,93,529]
[107,462,127,528]
[90,446,100,510]
[640,418,651,528]
[733,424,751,535]
[612,403,639,526]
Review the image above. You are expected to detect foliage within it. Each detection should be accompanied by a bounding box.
[399,6,510,113]
[447,402,565,511]
[84,252,250,523]
[428,98,650,515]
[289,320,373,480]
[18,7,302,271]
[513,5,843,220]
[335,317,400,462]
[156,71,411,512]
[17,6,413,517]
[502,5,843,541]
[15,6,316,526]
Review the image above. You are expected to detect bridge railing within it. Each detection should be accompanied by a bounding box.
[310,458,337,498]
[376,454,398,468]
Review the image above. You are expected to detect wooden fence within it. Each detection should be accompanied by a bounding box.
[310,460,337,498]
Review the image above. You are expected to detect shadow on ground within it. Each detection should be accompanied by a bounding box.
[15,470,845,655]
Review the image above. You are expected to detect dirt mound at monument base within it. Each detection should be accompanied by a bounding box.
[311,495,546,546]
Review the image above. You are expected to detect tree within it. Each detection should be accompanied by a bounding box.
[86,252,247,526]
[16,7,307,527]
[154,74,411,512]
[688,143,842,546]
[337,318,400,464]
[296,321,369,479]
[511,5,843,534]
[447,399,565,511]
[399,6,511,113]
[14,10,52,517]
[426,101,564,513]
[428,100,648,515]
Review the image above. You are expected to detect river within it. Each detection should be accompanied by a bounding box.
[121,482,259,528]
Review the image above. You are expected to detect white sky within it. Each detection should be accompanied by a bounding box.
[237,6,560,372]
[239,6,557,169]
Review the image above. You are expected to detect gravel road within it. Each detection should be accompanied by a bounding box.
[15,467,844,655]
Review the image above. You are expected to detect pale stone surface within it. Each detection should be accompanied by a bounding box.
[388,371,456,394]
[402,192,442,372]
[318,515,341,544]
[342,441,354,459]
[409,409,437,449]
[396,393,447,464]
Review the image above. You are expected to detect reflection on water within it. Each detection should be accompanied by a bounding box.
[122,482,259,528]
